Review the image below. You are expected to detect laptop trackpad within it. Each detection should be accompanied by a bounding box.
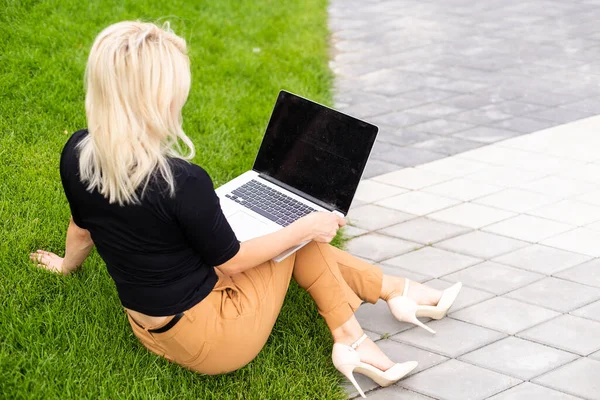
[228,211,270,242]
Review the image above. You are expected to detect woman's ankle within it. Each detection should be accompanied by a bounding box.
[380,275,406,301]
[331,316,364,345]
[381,275,442,306]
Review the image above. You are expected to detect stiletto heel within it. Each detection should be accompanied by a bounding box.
[387,279,462,334]
[332,334,418,398]
[337,363,365,398]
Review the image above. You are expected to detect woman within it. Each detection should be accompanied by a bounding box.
[31,21,461,398]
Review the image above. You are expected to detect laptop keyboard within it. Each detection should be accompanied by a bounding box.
[225,180,317,227]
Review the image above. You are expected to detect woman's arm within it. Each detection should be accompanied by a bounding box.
[216,212,345,276]
[30,217,94,275]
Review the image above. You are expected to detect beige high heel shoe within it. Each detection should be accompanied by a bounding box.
[387,279,462,334]
[332,334,418,398]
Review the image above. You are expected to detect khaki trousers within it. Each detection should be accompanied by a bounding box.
[126,241,383,375]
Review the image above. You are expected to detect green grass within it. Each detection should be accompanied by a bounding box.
[0,0,345,398]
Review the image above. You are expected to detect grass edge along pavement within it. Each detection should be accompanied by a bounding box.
[0,0,348,398]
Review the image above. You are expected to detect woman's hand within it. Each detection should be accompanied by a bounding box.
[29,250,67,275]
[296,212,346,243]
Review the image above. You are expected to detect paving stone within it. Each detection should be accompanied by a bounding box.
[529,200,600,226]
[372,168,452,190]
[437,79,490,93]
[346,233,421,262]
[343,225,368,239]
[362,159,400,179]
[354,301,418,336]
[518,314,600,356]
[371,144,446,167]
[533,358,600,400]
[506,277,600,313]
[353,180,407,203]
[493,244,591,277]
[378,218,471,245]
[457,145,539,168]
[466,166,546,187]
[370,112,433,128]
[474,188,560,213]
[379,264,432,283]
[422,279,495,312]
[452,126,522,143]
[436,230,528,260]
[382,247,481,278]
[489,100,547,116]
[438,93,497,109]
[518,90,584,107]
[483,215,574,243]
[571,300,600,323]
[407,118,475,136]
[376,339,448,377]
[562,97,600,113]
[428,202,516,229]
[516,176,598,197]
[542,229,600,258]
[444,261,544,295]
[358,387,434,400]
[417,157,488,177]
[590,350,600,362]
[402,88,464,103]
[349,199,367,209]
[423,178,502,201]
[557,163,600,184]
[375,191,460,216]
[411,137,484,155]
[450,108,513,125]
[526,107,595,124]
[451,297,560,335]
[377,130,436,147]
[554,258,600,288]
[400,359,521,400]
[459,336,578,381]
[487,382,582,400]
[347,204,415,231]
[393,318,506,358]
[489,117,556,134]
[405,103,464,118]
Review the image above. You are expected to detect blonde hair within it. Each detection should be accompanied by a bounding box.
[79,20,195,205]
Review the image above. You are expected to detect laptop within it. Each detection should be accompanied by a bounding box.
[215,90,378,261]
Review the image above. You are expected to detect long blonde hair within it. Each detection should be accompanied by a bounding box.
[79,21,195,205]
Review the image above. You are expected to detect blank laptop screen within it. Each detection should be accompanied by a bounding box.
[253,91,378,214]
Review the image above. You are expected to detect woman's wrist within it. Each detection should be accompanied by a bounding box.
[290,217,314,243]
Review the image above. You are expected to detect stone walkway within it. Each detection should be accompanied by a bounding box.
[329,1,600,399]
[329,0,600,179]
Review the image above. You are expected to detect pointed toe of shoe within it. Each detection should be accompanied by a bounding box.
[379,361,418,386]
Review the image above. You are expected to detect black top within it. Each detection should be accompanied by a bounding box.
[59,129,240,316]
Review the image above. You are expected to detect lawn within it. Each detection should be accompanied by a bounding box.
[0,0,346,398]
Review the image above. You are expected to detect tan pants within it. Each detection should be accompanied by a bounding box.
[126,241,383,375]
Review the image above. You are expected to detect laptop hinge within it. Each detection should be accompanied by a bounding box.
[257,173,337,212]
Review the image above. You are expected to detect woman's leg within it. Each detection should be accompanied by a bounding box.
[126,241,410,375]
[292,241,396,371]
[326,244,442,306]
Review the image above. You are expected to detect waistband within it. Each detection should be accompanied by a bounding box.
[130,312,185,333]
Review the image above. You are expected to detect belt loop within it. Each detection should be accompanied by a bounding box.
[126,309,150,333]
[185,309,195,323]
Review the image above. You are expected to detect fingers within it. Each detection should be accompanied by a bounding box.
[337,216,347,227]
[29,251,53,266]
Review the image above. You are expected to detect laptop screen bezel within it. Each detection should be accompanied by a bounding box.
[252,90,379,215]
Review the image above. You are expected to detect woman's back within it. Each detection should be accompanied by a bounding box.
[61,129,238,316]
